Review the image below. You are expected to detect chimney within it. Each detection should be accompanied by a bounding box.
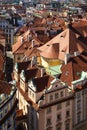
[31,60,34,67]
[65,53,70,64]
[41,68,45,77]
[47,32,49,36]
[74,51,80,56]
[44,29,47,34]
[35,33,37,37]
[31,56,37,67]
[21,36,24,44]
[31,39,35,48]
[27,34,32,42]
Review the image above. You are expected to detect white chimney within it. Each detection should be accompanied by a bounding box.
[31,56,37,67]
[41,68,45,77]
[65,53,70,64]
[27,34,32,42]
[31,39,35,48]
[21,36,24,44]
[74,51,80,56]
[65,53,68,64]
[47,32,49,36]
[35,33,37,37]
[31,60,34,67]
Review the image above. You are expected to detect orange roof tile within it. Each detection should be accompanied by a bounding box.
[40,43,59,59]
[0,80,12,95]
[32,75,54,92]
[38,28,87,60]
[24,47,40,58]
[59,54,87,86]
[72,20,87,37]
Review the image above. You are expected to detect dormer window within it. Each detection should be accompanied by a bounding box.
[17,57,20,60]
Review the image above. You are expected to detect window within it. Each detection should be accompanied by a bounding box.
[66,101,70,106]
[46,127,52,130]
[50,95,53,101]
[17,57,20,60]
[66,110,70,117]
[0,112,2,119]
[5,108,7,114]
[77,92,81,99]
[47,118,51,125]
[65,122,70,130]
[55,93,59,99]
[0,126,2,130]
[47,107,51,113]
[57,126,61,130]
[32,93,34,98]
[77,101,81,110]
[57,104,61,110]
[86,109,87,119]
[86,97,87,107]
[60,91,63,97]
[77,112,81,123]
[57,114,61,121]
[10,100,12,107]
[56,85,58,87]
[29,91,31,96]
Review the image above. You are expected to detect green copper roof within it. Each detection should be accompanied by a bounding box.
[46,64,62,76]
[72,71,87,84]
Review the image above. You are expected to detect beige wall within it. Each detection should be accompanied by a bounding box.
[14,71,19,82]
[38,87,74,130]
[19,91,29,115]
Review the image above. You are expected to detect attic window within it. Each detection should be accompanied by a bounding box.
[61,50,65,52]
[25,46,28,49]
[17,57,20,60]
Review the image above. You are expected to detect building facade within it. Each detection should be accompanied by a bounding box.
[0,80,17,130]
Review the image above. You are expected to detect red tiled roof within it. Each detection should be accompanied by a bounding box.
[14,41,30,54]
[16,61,31,73]
[22,67,42,82]
[0,80,12,95]
[33,75,54,92]
[72,20,87,37]
[40,43,59,59]
[59,54,87,86]
[0,50,5,71]
[38,28,87,61]
[24,47,40,58]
